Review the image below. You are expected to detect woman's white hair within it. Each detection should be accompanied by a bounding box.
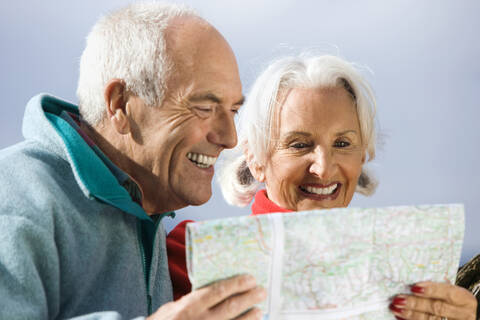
[219,54,378,207]
[76,2,198,125]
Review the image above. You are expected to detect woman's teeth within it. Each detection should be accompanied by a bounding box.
[301,184,338,195]
[187,152,217,168]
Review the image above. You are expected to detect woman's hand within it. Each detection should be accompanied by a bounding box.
[389,281,477,320]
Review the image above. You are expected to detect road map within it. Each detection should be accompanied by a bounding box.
[186,204,464,320]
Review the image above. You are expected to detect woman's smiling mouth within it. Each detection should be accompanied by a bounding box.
[299,183,341,200]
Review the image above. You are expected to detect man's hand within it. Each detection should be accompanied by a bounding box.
[148,274,266,320]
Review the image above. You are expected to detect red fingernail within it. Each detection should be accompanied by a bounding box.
[392,297,406,306]
[389,304,403,313]
[411,285,425,294]
[395,316,406,320]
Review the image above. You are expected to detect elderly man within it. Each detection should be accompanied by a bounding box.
[0,3,265,319]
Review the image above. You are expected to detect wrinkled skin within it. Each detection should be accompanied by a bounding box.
[148,275,266,320]
[121,18,244,213]
[390,281,477,320]
[254,87,365,211]
[92,17,265,320]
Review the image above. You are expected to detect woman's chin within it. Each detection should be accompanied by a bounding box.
[296,200,341,211]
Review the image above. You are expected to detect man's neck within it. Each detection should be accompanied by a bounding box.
[79,120,184,215]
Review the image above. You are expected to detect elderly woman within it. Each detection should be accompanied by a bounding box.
[219,54,377,212]
[166,55,478,319]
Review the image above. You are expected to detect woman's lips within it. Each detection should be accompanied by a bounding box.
[298,183,341,200]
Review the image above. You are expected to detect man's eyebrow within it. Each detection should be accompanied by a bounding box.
[189,92,222,104]
[234,96,245,106]
[189,92,245,106]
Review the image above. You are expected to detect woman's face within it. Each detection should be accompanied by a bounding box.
[260,86,365,211]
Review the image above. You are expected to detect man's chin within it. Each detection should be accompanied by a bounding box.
[187,195,212,206]
[181,189,213,207]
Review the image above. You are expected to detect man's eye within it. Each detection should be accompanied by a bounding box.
[194,106,212,113]
[334,140,350,148]
[192,106,213,118]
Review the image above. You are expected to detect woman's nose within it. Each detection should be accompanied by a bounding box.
[308,147,336,180]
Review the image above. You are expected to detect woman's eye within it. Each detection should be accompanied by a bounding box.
[291,142,309,149]
[334,140,350,148]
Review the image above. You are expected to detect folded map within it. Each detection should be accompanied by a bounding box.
[186,204,464,319]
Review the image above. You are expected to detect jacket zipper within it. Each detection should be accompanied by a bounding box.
[137,220,151,315]
[137,219,161,316]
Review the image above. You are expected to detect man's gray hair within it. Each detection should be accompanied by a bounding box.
[219,54,378,207]
[77,2,198,125]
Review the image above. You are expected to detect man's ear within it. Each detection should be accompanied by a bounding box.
[104,79,130,135]
[243,145,266,183]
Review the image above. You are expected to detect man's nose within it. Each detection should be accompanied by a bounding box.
[309,146,336,180]
[207,109,237,149]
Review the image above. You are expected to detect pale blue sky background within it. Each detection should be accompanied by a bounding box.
[1,0,478,264]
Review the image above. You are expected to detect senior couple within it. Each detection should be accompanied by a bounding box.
[0,2,476,320]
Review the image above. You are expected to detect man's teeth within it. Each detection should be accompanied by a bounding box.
[302,184,338,195]
[186,152,217,168]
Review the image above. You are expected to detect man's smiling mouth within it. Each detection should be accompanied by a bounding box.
[186,152,217,168]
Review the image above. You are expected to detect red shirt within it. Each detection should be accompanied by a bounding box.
[165,189,292,300]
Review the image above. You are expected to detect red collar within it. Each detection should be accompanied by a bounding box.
[251,189,293,215]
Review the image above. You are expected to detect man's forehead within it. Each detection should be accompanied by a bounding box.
[162,16,242,107]
[165,17,218,62]
[166,16,236,70]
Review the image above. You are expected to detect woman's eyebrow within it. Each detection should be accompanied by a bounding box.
[281,130,359,140]
[335,129,359,136]
[281,131,311,139]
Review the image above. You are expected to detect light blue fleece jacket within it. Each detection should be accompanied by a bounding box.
[0,94,174,319]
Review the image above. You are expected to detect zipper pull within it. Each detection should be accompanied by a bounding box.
[147,294,152,315]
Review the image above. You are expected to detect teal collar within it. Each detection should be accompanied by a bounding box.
[41,95,175,222]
